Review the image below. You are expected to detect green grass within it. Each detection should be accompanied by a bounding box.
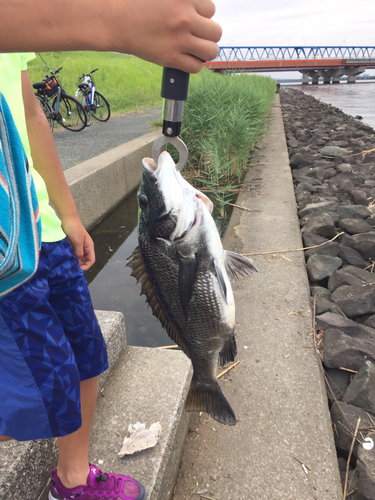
[27,51,165,114]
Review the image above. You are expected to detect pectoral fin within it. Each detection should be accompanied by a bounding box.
[178,255,197,317]
[224,250,259,281]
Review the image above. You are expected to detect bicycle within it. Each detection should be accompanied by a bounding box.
[75,69,110,126]
[33,67,87,132]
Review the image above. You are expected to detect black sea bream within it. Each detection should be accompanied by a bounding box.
[127,151,258,425]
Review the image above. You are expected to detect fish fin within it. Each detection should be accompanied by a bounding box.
[224,250,259,281]
[219,332,237,367]
[178,255,197,317]
[127,247,190,357]
[185,378,236,426]
[214,260,228,305]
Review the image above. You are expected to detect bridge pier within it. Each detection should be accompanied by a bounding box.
[301,73,309,85]
[344,66,365,83]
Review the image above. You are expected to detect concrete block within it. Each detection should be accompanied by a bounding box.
[88,346,192,500]
[64,131,159,230]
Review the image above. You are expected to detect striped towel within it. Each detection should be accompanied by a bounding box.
[0,93,41,298]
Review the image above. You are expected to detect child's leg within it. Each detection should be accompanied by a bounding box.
[56,375,99,489]
[0,436,12,441]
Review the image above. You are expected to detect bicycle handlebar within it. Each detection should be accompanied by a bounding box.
[79,68,99,80]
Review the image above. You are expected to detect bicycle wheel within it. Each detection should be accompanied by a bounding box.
[35,94,54,132]
[91,91,110,122]
[52,94,87,132]
[77,89,92,126]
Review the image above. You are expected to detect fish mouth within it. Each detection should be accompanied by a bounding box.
[142,153,214,213]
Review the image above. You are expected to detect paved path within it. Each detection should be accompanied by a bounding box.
[54,107,161,170]
[172,97,342,500]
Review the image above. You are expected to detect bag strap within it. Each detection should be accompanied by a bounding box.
[0,93,41,298]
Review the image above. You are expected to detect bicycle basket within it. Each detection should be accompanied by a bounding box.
[43,75,58,97]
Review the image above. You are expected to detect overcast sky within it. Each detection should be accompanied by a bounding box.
[213,0,374,48]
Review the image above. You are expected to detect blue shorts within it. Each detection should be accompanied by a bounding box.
[0,239,108,441]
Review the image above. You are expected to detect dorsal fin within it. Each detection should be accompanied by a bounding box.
[127,246,190,357]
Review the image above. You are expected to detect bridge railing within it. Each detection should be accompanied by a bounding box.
[216,47,375,62]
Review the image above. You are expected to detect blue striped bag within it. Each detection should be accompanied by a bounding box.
[0,93,41,298]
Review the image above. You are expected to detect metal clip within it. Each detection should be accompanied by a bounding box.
[152,135,189,172]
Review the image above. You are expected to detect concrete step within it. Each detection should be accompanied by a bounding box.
[36,346,192,500]
[0,309,192,500]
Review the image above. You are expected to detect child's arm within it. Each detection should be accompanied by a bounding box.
[0,0,221,74]
[21,70,95,271]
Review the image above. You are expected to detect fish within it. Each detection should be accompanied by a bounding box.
[127,151,258,425]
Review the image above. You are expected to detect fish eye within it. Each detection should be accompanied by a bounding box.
[138,193,148,210]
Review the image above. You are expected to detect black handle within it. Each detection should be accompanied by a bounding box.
[161,68,190,101]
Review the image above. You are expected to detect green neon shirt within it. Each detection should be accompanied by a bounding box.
[0,53,65,242]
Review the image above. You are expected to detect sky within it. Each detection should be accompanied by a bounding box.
[213,0,374,47]
[211,0,375,78]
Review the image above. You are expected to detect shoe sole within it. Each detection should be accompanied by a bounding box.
[48,482,147,500]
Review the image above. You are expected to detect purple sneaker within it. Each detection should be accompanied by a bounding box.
[48,462,146,500]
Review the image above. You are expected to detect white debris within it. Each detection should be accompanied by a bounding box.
[118,422,162,457]
[363,437,374,451]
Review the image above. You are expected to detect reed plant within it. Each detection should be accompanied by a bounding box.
[180,71,276,183]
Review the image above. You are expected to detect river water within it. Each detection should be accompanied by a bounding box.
[86,80,375,347]
[287,80,375,130]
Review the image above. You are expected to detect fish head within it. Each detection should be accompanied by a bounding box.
[138,152,213,242]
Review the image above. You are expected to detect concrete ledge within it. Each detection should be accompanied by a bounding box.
[64,130,160,230]
[88,347,192,500]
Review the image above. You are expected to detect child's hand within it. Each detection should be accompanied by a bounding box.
[62,217,95,271]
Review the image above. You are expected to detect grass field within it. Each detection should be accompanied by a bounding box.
[28,51,165,114]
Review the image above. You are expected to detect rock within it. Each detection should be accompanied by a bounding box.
[350,188,369,206]
[364,315,375,330]
[316,312,375,341]
[337,246,369,269]
[328,268,365,292]
[299,200,338,218]
[310,285,330,300]
[352,233,375,261]
[301,213,338,238]
[339,233,357,248]
[325,367,351,402]
[319,146,348,157]
[289,152,304,168]
[343,360,375,414]
[336,163,352,173]
[331,285,375,318]
[323,329,375,371]
[337,205,373,219]
[356,444,375,500]
[341,265,375,284]
[306,254,342,282]
[328,176,355,195]
[315,297,346,316]
[330,401,374,457]
[339,218,373,235]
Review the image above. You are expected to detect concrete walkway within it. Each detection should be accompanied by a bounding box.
[172,97,342,500]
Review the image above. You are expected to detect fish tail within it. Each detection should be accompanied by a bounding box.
[185,378,236,426]
[219,332,237,367]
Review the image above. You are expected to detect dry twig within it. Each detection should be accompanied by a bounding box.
[343,418,361,500]
[218,360,241,379]
[242,232,344,257]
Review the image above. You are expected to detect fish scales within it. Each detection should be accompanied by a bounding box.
[127,151,258,425]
